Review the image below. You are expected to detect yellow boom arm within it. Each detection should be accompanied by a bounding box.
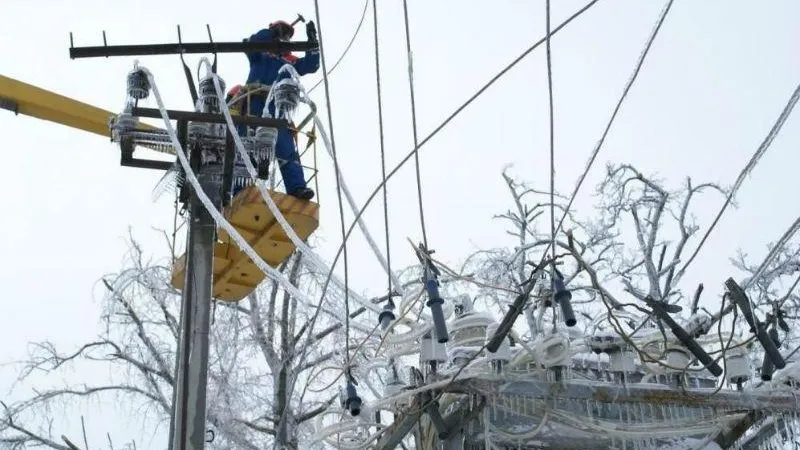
[0,74,158,137]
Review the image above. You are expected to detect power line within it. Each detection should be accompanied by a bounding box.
[748,215,800,289]
[308,0,370,94]
[678,81,800,278]
[422,0,674,404]
[314,0,601,309]
[371,0,393,298]
[545,0,556,317]
[535,0,674,271]
[401,0,429,249]
[312,0,353,375]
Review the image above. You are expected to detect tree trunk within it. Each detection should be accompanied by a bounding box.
[274,253,303,450]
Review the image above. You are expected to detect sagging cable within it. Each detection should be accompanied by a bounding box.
[139,66,376,334]
[196,58,384,316]
[644,296,723,377]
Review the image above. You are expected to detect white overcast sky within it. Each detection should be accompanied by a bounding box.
[1,0,799,447]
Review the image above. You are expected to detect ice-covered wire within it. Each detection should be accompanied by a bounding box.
[310,0,354,379]
[371,0,393,300]
[544,0,557,328]
[211,71,420,419]
[746,215,800,290]
[305,0,602,350]
[311,116,405,296]
[197,62,391,424]
[196,59,384,318]
[137,67,379,341]
[535,0,674,271]
[679,81,800,278]
[736,214,800,323]
[307,0,370,94]
[401,0,429,248]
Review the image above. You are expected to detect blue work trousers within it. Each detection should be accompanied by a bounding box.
[232,95,306,195]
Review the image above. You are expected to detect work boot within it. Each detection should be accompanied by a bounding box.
[289,187,315,200]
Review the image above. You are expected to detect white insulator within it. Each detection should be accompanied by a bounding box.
[665,345,691,371]
[607,348,636,372]
[383,366,406,406]
[272,78,300,120]
[486,323,511,362]
[726,353,750,385]
[199,76,225,110]
[586,330,624,354]
[254,126,278,164]
[533,333,570,367]
[126,68,150,100]
[450,312,493,348]
[420,334,447,364]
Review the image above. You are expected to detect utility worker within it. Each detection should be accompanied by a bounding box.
[231,19,319,200]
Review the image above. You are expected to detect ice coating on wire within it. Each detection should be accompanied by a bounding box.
[138,66,376,335]
[197,58,409,311]
[198,59,387,318]
[270,61,407,299]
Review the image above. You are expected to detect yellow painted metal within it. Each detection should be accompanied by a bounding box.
[171,185,320,302]
[0,74,158,137]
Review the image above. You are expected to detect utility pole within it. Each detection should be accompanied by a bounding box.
[170,129,221,450]
[65,32,319,450]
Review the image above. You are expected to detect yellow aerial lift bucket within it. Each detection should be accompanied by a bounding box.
[170,185,319,302]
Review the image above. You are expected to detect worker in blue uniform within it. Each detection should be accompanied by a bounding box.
[232,19,319,200]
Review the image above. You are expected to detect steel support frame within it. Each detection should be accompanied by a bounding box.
[377,377,800,449]
[461,378,800,412]
[131,107,289,129]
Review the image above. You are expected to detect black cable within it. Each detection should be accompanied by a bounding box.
[372,0,393,298]
[401,0,429,249]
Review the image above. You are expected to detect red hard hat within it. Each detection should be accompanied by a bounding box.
[269,20,295,38]
[226,84,242,95]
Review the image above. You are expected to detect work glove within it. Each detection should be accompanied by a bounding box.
[306,21,318,43]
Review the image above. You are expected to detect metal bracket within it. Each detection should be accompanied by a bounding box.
[206,25,218,74]
[176,25,198,105]
[119,137,172,170]
[69,34,319,59]
[131,106,288,129]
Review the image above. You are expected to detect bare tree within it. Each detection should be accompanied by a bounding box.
[362,164,800,449]
[447,164,725,314]
[0,233,347,450]
[427,163,800,373]
[5,164,800,450]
